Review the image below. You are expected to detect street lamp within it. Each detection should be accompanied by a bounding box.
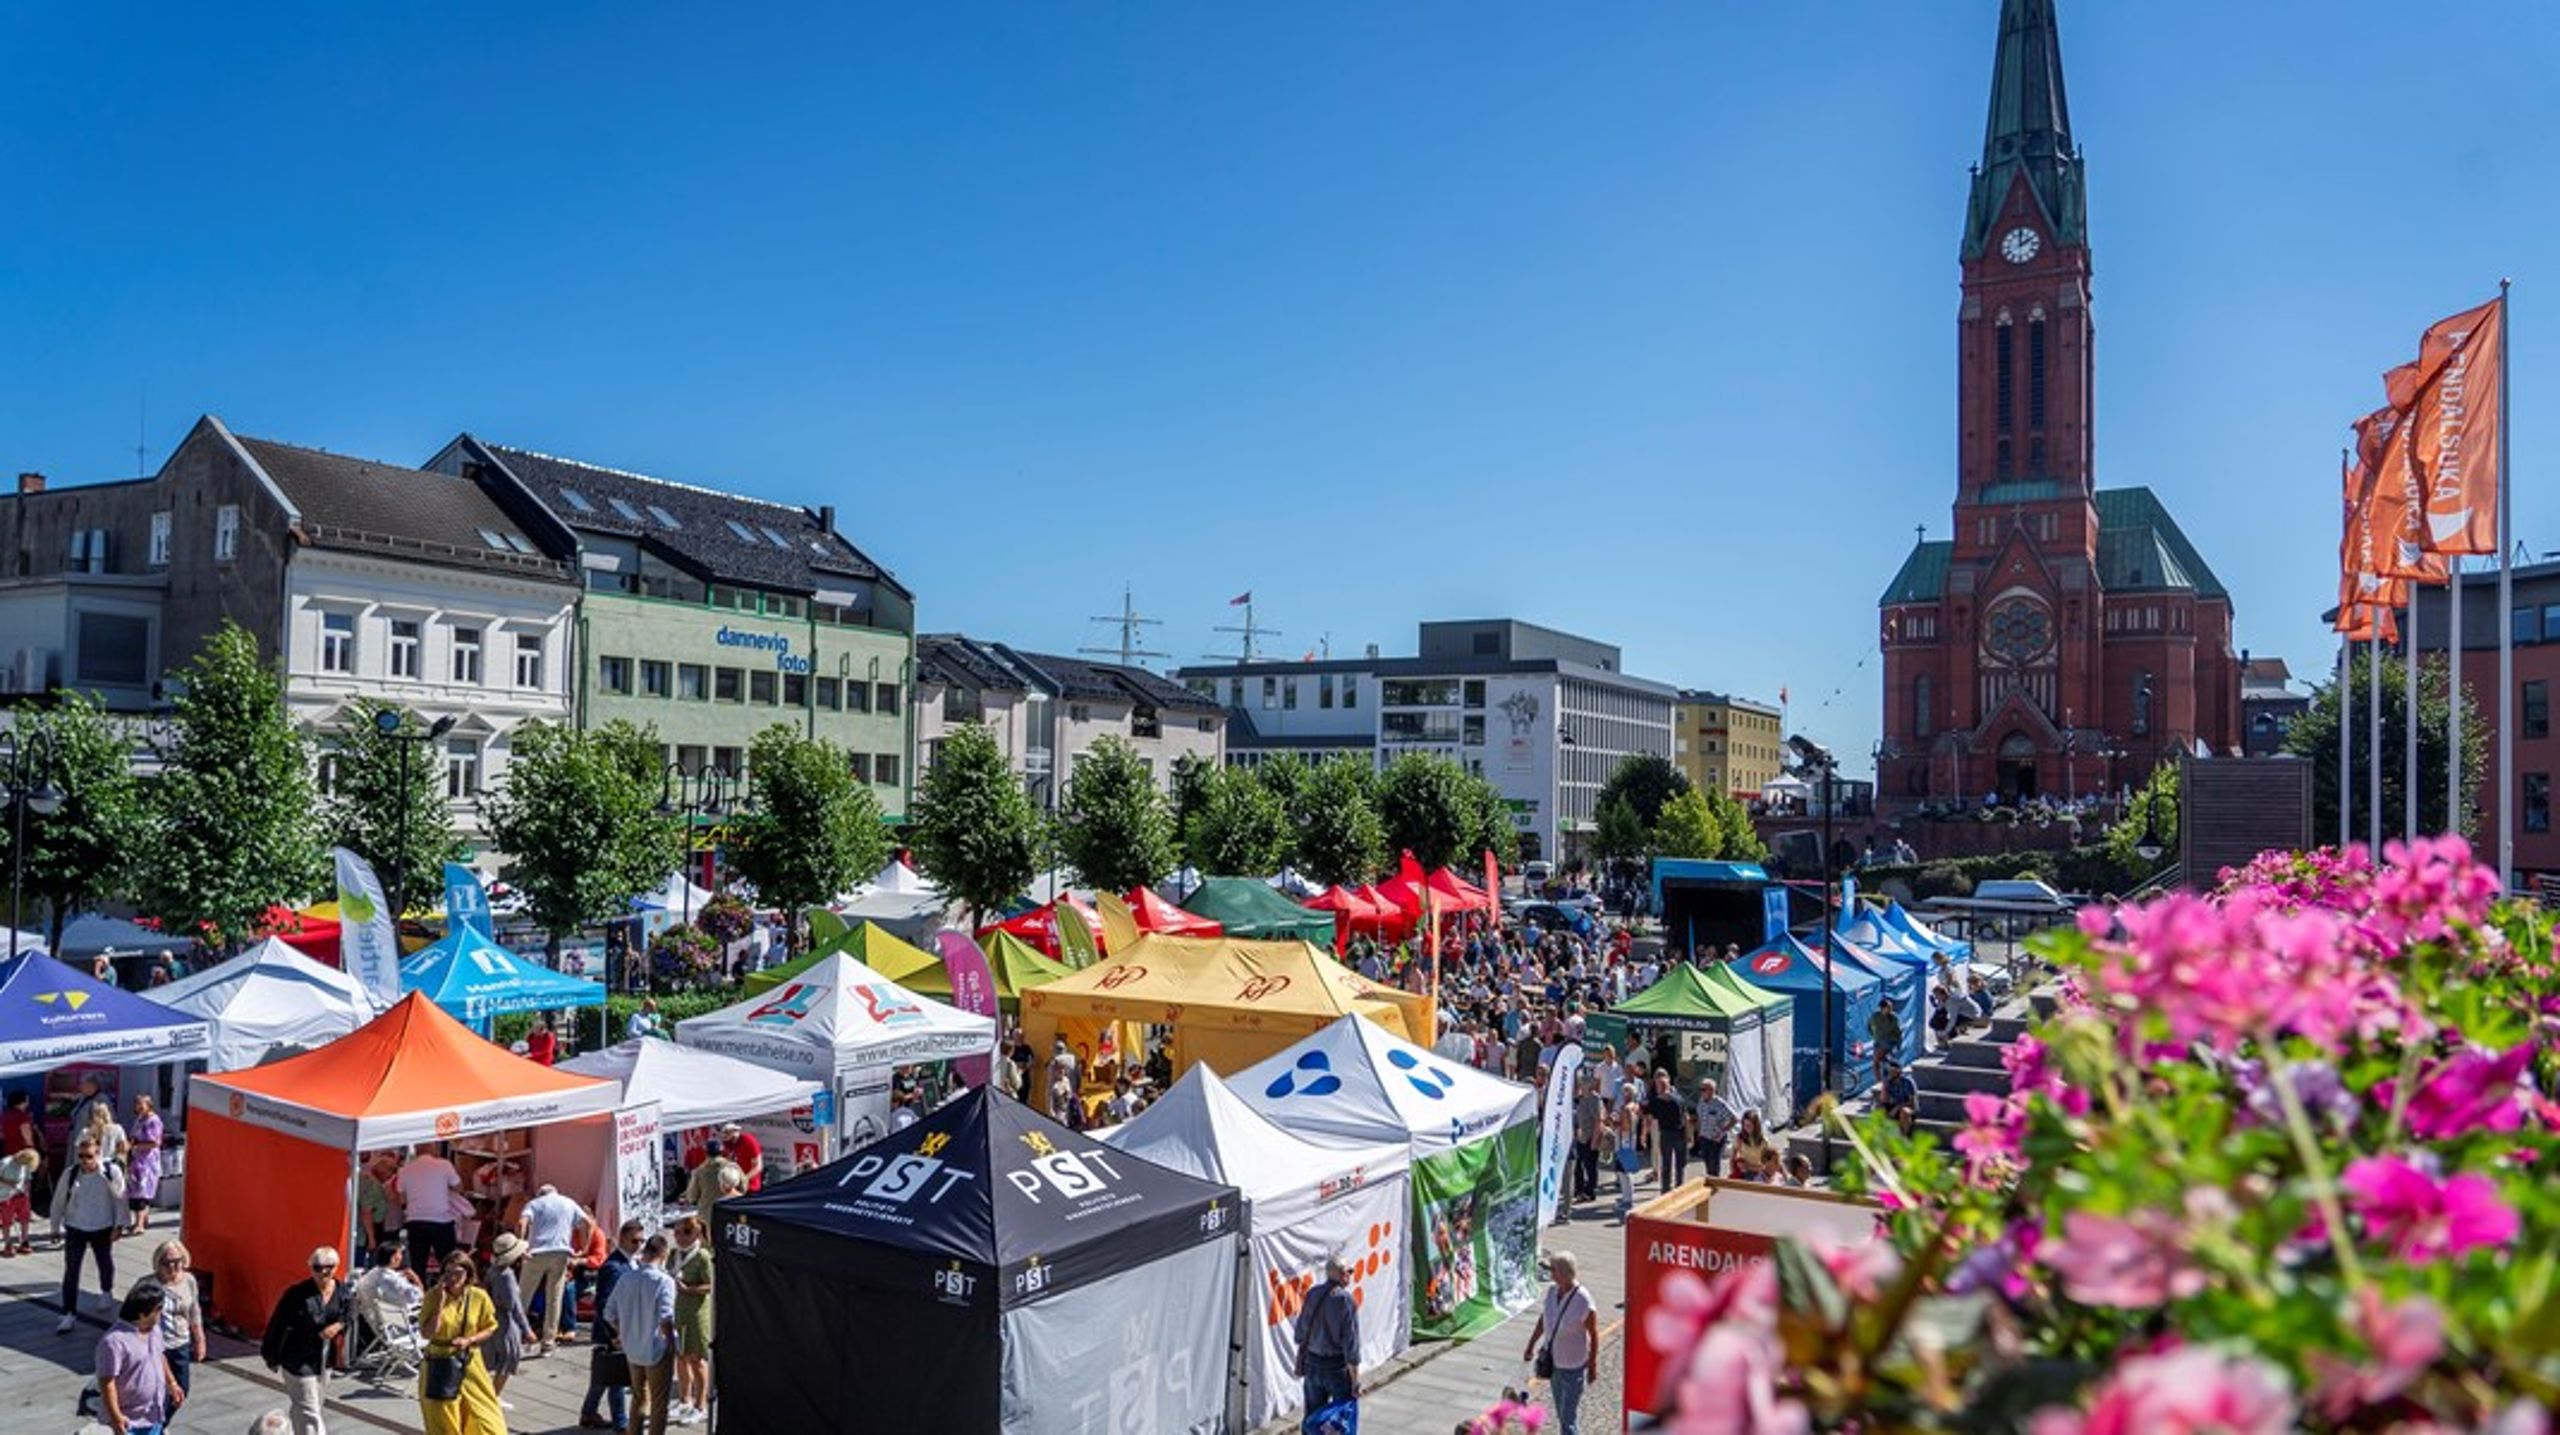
[2134,792,2171,865]
[659,762,749,927]
[2,727,64,960]
[1786,732,1840,1170]
[374,708,457,925]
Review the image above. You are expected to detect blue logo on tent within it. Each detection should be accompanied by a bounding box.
[1264,1051,1343,1100]
[1386,1047,1456,1100]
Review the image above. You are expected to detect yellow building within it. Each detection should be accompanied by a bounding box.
[1675,690,1786,800]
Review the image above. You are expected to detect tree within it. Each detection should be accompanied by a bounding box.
[1054,736,1175,894]
[729,724,888,948]
[482,721,686,953]
[908,723,1045,925]
[1183,764,1290,875]
[1291,755,1387,887]
[592,719,673,791]
[1592,794,1650,885]
[1252,755,1312,868]
[2,693,148,949]
[1462,774,1521,870]
[1167,753,1218,868]
[1707,786,1768,862]
[140,622,326,948]
[324,698,463,920]
[1376,752,1476,871]
[2103,761,2180,877]
[1596,753,1691,831]
[1652,788,1727,861]
[2283,651,2488,842]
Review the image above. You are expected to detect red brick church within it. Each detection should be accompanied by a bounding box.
[1878,0,2241,813]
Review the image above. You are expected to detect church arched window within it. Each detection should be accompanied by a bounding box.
[1996,318,2015,436]
[1914,674,1933,737]
[2028,314,2047,430]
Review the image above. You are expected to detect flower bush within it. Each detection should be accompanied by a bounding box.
[647,921,723,992]
[1641,837,2559,1432]
[695,893,756,946]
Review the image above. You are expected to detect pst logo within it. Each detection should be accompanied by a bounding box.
[1018,1131,1057,1159]
[745,984,820,1026]
[1096,965,1147,991]
[1236,975,1291,1002]
[724,1221,759,1252]
[933,1263,976,1302]
[1386,1047,1455,1100]
[1263,1051,1342,1100]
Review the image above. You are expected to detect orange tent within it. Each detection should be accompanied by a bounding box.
[185,993,618,1334]
[1124,886,1223,938]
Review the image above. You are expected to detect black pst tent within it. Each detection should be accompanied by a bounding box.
[715,1087,1243,1434]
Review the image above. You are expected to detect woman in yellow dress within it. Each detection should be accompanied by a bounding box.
[418,1251,508,1435]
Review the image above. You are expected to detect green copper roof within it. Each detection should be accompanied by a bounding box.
[1964,0,2085,259]
[2095,486,2227,599]
[1878,488,2228,606]
[1881,540,1955,606]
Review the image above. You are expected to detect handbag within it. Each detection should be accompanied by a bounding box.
[422,1352,466,1401]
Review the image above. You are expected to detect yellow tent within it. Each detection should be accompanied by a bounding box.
[1020,931,1430,1090]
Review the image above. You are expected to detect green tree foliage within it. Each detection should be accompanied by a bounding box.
[592,719,673,790]
[1291,755,1387,887]
[1592,794,1651,884]
[1167,753,1217,868]
[1463,776,1521,870]
[141,623,326,947]
[2,693,149,949]
[482,721,687,951]
[1707,786,1769,862]
[1251,754,1311,868]
[2283,650,2488,841]
[324,698,463,919]
[1377,752,1477,871]
[907,723,1046,924]
[729,724,889,946]
[1183,764,1291,875]
[1054,736,1175,894]
[2103,761,2181,874]
[1597,753,1691,830]
[1652,788,1727,860]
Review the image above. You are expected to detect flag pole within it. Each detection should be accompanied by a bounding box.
[2406,578,2420,842]
[2338,637,2352,847]
[2448,551,2464,835]
[2368,625,2383,853]
[2497,278,2515,890]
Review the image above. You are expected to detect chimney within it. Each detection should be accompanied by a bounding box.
[817,504,837,534]
[16,472,44,495]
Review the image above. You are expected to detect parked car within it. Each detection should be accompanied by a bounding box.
[1517,902,1599,939]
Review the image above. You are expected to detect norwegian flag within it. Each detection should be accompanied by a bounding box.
[1229,591,1252,606]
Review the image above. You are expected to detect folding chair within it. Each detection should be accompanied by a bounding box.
[349,1283,424,1387]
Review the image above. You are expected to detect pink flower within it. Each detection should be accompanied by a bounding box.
[1641,1264,1776,1397]
[2040,1210,2205,1309]
[2390,1042,2536,1141]
[1661,1324,1811,1435]
[2340,1155,2520,1262]
[1954,1091,2026,1180]
[2311,1287,2444,1417]
[1816,1239,1899,1304]
[2038,1346,2298,1435]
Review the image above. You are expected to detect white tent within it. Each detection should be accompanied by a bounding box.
[1266,867,1323,898]
[152,937,378,1073]
[676,952,994,1144]
[559,1037,824,1132]
[633,872,717,918]
[869,859,935,897]
[1233,1017,1542,1341]
[1104,1066,1411,1427]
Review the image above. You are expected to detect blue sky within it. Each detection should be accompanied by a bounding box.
[4,2,2555,767]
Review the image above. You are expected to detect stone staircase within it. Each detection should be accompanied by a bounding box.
[1788,1009,2035,1175]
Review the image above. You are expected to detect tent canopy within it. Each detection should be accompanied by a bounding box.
[1103,1063,1408,1228]
[1123,886,1222,938]
[1701,962,1797,1125]
[151,937,377,1072]
[677,952,995,1084]
[1829,932,1925,1069]
[1181,877,1336,944]
[1884,901,1972,958]
[558,1037,823,1132]
[848,927,1072,1007]
[56,913,195,960]
[400,925,603,1024]
[1303,885,1395,936]
[188,991,617,1149]
[632,871,717,916]
[869,859,936,897]
[1613,963,1767,1030]
[1736,935,1883,1101]
[0,951,211,1078]
[743,921,939,996]
[977,896,1104,960]
[1233,1013,1535,1152]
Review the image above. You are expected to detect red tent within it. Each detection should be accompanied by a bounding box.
[977,896,1106,959]
[1124,886,1222,938]
[258,905,342,965]
[1355,883,1413,937]
[1426,867,1492,912]
[1303,885,1394,937]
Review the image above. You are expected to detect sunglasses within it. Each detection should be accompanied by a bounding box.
[311,1262,337,1274]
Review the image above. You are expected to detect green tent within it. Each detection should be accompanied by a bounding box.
[1604,963,1782,1123]
[1178,877,1337,944]
[741,921,938,995]
[873,928,1075,1009]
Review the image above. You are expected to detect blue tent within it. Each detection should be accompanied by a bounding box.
[1735,935,1882,1102]
[400,926,603,1029]
[0,952,211,1078]
[1885,902,1973,960]
[1830,932,1925,1069]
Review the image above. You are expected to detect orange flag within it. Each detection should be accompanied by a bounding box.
[2338,448,2410,623]
[2361,374,2447,584]
[2411,296,2505,556]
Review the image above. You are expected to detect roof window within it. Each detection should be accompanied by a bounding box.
[758,525,795,548]
[477,529,510,551]
[558,488,597,514]
[607,497,645,523]
[648,505,681,530]
[724,519,760,544]
[504,533,536,555]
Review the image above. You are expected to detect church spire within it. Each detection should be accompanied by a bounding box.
[1964,0,2084,259]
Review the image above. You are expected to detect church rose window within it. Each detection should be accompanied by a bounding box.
[1983,597,2052,665]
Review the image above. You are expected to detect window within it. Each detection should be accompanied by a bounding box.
[600,656,634,695]
[815,677,842,710]
[875,753,901,786]
[476,528,509,551]
[715,667,743,702]
[848,752,872,784]
[1229,678,1244,707]
[2528,680,2550,739]
[678,663,709,701]
[783,673,808,707]
[389,620,421,679]
[758,526,795,548]
[74,612,149,686]
[1342,676,1358,709]
[2545,605,2560,642]
[1914,674,1933,737]
[1463,680,1486,709]
[749,670,777,705]
[147,512,170,567]
[214,504,241,561]
[607,497,645,523]
[1261,677,1277,709]
[1068,703,1091,723]
[444,739,482,799]
[558,488,597,514]
[2132,670,2154,736]
[875,682,899,714]
[1197,716,1216,733]
[316,753,342,796]
[1282,681,1298,711]
[1995,323,2014,434]
[2518,608,2540,645]
[1462,715,1485,745]
[766,595,803,620]
[451,627,483,684]
[514,633,545,688]
[647,504,681,530]
[2527,773,2552,834]
[1381,679,1460,707]
[676,744,707,777]
[2028,316,2047,431]
[320,611,355,673]
[846,681,871,714]
[504,533,535,554]
[712,746,742,777]
[1319,675,1334,709]
[724,519,760,544]
[641,660,672,698]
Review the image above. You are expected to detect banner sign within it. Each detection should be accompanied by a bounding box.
[1248,1175,1410,1426]
[743,1101,830,1184]
[1409,1122,1539,1339]
[332,846,403,1009]
[1053,902,1102,970]
[608,1101,664,1235]
[1536,1042,1584,1229]
[1760,886,1788,943]
[934,930,1000,1088]
[443,862,494,937]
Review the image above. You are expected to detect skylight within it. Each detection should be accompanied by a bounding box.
[648,505,681,530]
[758,526,795,548]
[558,488,597,514]
[724,519,760,544]
[607,497,644,523]
[504,533,536,555]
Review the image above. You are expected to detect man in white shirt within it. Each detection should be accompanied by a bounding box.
[396,1145,466,1273]
[516,1182,594,1354]
[604,1234,679,1435]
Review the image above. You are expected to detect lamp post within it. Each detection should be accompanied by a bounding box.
[659,763,748,927]
[2,726,64,959]
[1788,733,1839,1170]
[375,709,457,926]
